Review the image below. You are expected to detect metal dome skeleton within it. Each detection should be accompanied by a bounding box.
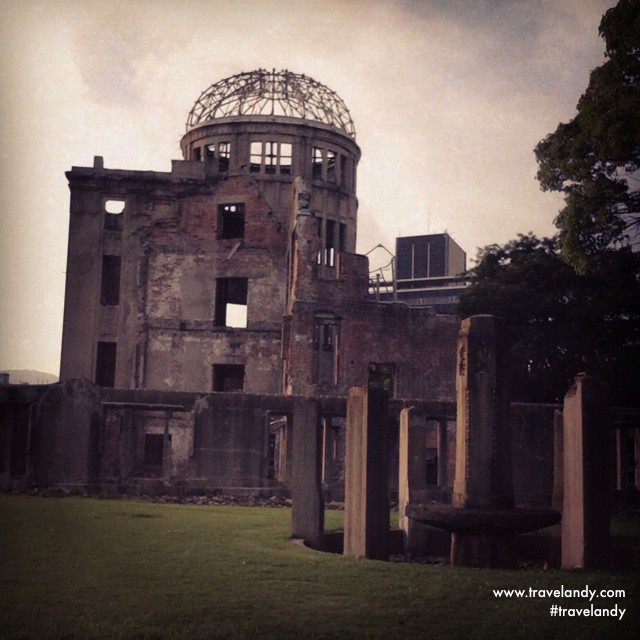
[186,69,356,138]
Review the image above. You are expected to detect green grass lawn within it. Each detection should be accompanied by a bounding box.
[0,494,637,640]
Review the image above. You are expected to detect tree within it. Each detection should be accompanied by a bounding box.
[535,0,640,272]
[457,234,640,404]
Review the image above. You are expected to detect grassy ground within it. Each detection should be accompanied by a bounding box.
[0,494,637,640]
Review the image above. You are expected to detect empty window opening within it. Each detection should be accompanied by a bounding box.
[215,278,248,327]
[250,141,262,173]
[317,219,345,268]
[192,146,202,161]
[105,199,125,214]
[425,448,438,485]
[325,220,336,267]
[340,154,348,186]
[280,143,292,175]
[219,203,245,239]
[265,141,277,174]
[100,255,121,306]
[212,364,245,392]
[144,433,168,468]
[326,150,336,183]
[368,362,395,396]
[313,318,339,385]
[218,141,230,171]
[202,141,231,171]
[96,341,117,387]
[312,147,323,179]
[250,141,293,175]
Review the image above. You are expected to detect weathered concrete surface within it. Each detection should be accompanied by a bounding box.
[452,315,513,511]
[398,407,431,554]
[344,386,390,560]
[291,399,324,548]
[562,374,610,569]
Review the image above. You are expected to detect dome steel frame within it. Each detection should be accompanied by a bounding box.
[186,69,356,138]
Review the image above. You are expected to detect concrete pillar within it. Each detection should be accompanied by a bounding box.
[552,409,564,512]
[452,315,513,510]
[291,399,324,549]
[561,373,610,569]
[398,407,430,554]
[344,386,389,560]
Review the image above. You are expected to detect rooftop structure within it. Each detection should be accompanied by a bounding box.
[186,69,356,138]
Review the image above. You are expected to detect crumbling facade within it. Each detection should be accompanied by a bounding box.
[43,70,461,495]
[60,69,457,401]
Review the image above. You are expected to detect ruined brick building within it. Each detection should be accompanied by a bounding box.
[60,69,457,400]
[0,71,574,505]
[50,69,461,495]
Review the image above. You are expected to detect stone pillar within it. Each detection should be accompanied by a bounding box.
[344,386,389,560]
[453,315,513,510]
[291,399,324,549]
[561,373,610,569]
[451,315,515,568]
[398,407,430,555]
[552,409,564,512]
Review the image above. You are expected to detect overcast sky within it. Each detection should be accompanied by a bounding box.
[0,0,615,375]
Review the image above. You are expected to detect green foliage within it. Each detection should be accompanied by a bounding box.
[535,0,640,271]
[457,234,640,404]
[0,495,638,639]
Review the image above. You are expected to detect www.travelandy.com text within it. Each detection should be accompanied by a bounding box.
[493,585,626,620]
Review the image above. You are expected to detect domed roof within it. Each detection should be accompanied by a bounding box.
[186,69,356,138]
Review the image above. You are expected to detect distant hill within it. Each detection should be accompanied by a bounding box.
[1,370,59,385]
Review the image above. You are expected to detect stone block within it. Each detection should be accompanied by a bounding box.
[344,386,389,560]
[561,373,610,569]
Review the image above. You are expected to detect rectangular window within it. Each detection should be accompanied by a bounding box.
[280,143,292,175]
[325,219,336,267]
[202,142,231,171]
[250,141,293,174]
[100,255,121,306]
[265,141,277,174]
[312,147,323,179]
[317,218,343,268]
[219,203,245,239]
[192,147,202,162]
[212,364,245,392]
[250,141,262,173]
[96,341,117,387]
[144,433,166,467]
[326,150,336,183]
[218,141,230,172]
[214,277,248,327]
[340,154,348,186]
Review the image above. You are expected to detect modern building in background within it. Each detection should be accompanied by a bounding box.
[370,233,468,313]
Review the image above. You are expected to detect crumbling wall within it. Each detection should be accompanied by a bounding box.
[285,300,459,401]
